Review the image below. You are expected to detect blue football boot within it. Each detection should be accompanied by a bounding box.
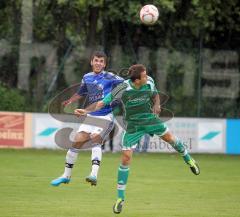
[51,177,70,186]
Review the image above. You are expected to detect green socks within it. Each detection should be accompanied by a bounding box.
[170,139,191,163]
[117,164,129,200]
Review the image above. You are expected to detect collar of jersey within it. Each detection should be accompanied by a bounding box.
[92,70,105,76]
[129,80,147,90]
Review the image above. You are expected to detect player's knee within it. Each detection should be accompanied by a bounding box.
[74,132,89,143]
[72,141,85,149]
[161,132,175,143]
[91,133,103,144]
[122,155,131,166]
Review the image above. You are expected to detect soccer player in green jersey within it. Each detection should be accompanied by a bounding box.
[75,64,200,214]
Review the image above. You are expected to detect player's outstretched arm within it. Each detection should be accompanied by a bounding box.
[62,93,82,106]
[74,91,113,116]
[74,101,105,116]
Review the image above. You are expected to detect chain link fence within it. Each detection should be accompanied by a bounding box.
[0,1,239,118]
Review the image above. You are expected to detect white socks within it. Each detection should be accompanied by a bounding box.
[90,144,102,177]
[62,145,102,179]
[63,148,79,178]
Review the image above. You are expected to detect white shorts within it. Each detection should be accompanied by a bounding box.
[77,113,114,140]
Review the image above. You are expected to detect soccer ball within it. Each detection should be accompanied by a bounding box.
[140,4,159,25]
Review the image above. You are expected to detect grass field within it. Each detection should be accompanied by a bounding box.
[0,149,240,217]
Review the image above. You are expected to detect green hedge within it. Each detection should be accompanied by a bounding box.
[0,83,26,111]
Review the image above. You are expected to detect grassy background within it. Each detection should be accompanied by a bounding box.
[0,149,240,217]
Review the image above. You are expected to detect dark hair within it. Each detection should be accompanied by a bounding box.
[91,51,107,63]
[128,64,146,82]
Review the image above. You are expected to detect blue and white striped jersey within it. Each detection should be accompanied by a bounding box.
[77,70,124,116]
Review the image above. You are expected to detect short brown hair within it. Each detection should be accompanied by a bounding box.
[91,51,107,63]
[128,64,146,82]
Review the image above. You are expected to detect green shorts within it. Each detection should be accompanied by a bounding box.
[122,121,168,150]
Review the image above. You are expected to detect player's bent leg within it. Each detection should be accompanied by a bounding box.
[73,131,91,149]
[51,147,80,186]
[51,132,90,187]
[160,132,200,175]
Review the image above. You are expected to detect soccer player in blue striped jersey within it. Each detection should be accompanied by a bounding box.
[51,51,124,186]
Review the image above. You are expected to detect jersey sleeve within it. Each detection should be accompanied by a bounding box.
[111,81,128,99]
[147,76,158,95]
[77,77,87,96]
[106,72,124,88]
[102,93,113,105]
[102,82,128,105]
[113,74,124,85]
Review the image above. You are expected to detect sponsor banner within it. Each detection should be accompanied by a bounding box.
[32,113,80,149]
[226,119,240,154]
[32,113,63,149]
[0,112,25,147]
[198,120,225,153]
[0,111,228,154]
[147,118,226,153]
